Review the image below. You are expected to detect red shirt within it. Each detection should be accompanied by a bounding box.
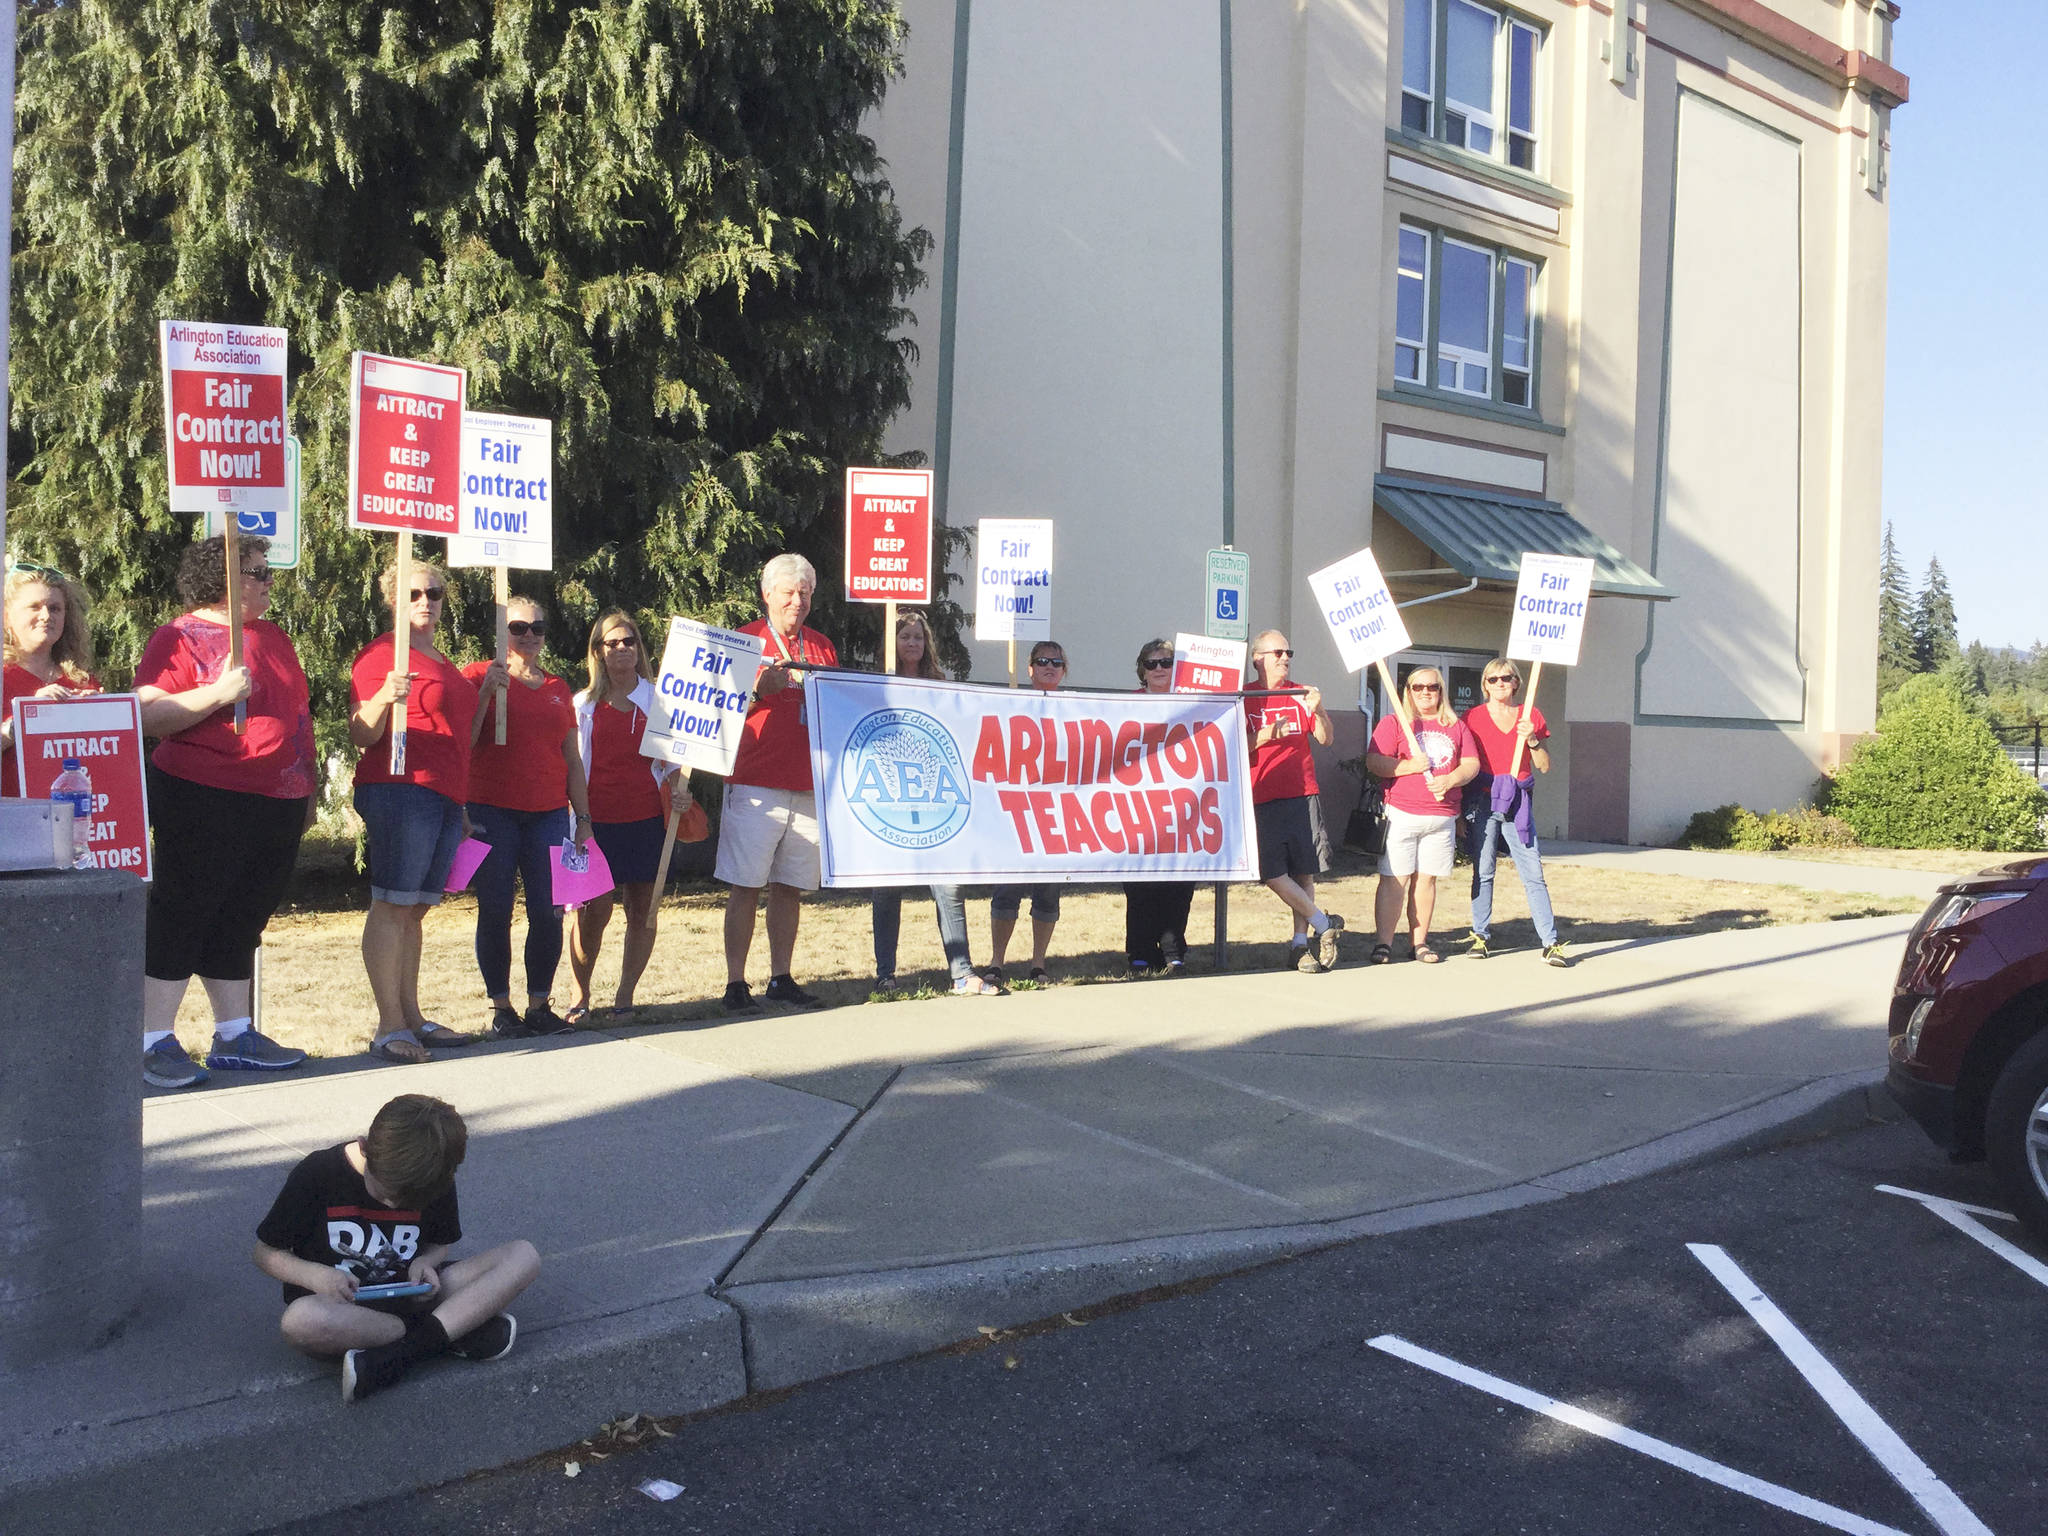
[1372,712,1477,818]
[586,697,663,823]
[461,662,575,813]
[1461,703,1548,784]
[349,636,478,801]
[4,663,101,797]
[135,616,315,800]
[1244,685,1320,805]
[730,619,837,793]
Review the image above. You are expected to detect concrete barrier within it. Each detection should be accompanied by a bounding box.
[0,870,146,1369]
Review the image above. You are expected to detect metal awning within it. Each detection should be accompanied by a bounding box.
[1373,474,1674,600]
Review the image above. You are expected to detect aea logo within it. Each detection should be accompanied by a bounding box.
[841,708,972,850]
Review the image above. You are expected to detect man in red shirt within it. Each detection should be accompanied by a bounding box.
[1244,630,1345,972]
[717,554,839,1013]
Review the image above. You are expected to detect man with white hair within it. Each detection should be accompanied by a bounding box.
[717,553,839,1012]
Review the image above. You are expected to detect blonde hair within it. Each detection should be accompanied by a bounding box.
[377,557,451,609]
[1482,657,1523,687]
[3,565,96,684]
[1401,667,1458,728]
[894,609,943,680]
[583,609,654,706]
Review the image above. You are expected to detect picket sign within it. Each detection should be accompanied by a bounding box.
[1503,553,1595,776]
[640,617,768,776]
[1306,547,1419,756]
[845,467,934,677]
[9,694,152,879]
[446,412,554,747]
[1170,633,1246,694]
[975,519,1053,684]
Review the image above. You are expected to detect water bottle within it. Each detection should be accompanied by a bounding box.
[50,757,94,869]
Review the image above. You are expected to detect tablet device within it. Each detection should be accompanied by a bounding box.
[355,1280,433,1301]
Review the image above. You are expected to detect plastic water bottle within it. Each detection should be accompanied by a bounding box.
[50,757,94,869]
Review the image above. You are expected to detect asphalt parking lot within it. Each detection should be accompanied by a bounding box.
[278,1114,2045,1535]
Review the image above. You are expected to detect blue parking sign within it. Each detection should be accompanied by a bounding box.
[236,509,278,537]
[1214,587,1240,623]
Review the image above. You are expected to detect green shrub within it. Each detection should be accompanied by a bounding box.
[1684,803,1860,851]
[1683,805,1747,848]
[1828,676,2048,850]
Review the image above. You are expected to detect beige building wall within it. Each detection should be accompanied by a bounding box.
[871,0,1901,845]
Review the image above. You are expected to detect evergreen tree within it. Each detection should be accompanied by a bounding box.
[1911,556,1960,673]
[9,1,934,779]
[1875,521,1917,703]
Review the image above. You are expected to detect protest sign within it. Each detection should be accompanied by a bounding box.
[1171,633,1246,694]
[159,321,289,518]
[205,436,301,568]
[9,694,152,879]
[1308,546,1418,754]
[347,353,466,536]
[641,616,768,776]
[973,520,1054,674]
[806,673,1257,886]
[1204,548,1250,642]
[1503,552,1596,774]
[844,467,933,606]
[448,412,553,570]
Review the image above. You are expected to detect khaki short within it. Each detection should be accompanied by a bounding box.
[1378,806,1457,879]
[714,785,821,891]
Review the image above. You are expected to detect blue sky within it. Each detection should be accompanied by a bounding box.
[1883,6,2040,649]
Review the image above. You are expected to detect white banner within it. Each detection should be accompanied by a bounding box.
[1507,553,1596,666]
[973,518,1053,642]
[641,617,767,775]
[806,673,1258,886]
[1307,546,1411,673]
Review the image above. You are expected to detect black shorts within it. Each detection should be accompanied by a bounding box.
[146,768,309,982]
[592,814,667,885]
[1255,795,1330,882]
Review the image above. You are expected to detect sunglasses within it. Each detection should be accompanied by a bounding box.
[410,586,447,603]
[507,620,546,638]
[1485,675,1518,686]
[240,567,273,582]
[1409,682,1442,693]
[8,561,67,583]
[601,635,640,650]
[1143,657,1173,671]
[1031,656,1067,669]
[1257,648,1294,660]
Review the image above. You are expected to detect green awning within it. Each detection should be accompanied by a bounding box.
[1373,474,1674,600]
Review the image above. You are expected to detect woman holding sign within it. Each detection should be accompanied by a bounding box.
[2,561,101,799]
[348,557,503,1063]
[1123,637,1196,976]
[1367,667,1479,965]
[1462,659,1569,966]
[568,610,692,1023]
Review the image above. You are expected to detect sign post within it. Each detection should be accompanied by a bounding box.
[1307,547,1419,755]
[1504,553,1595,777]
[347,352,467,775]
[447,411,553,747]
[9,694,152,878]
[844,467,934,678]
[1204,547,1250,642]
[974,519,1053,686]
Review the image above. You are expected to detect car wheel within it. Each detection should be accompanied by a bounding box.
[1983,1027,2048,1243]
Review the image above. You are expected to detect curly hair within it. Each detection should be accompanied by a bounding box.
[175,533,272,609]
[3,564,96,683]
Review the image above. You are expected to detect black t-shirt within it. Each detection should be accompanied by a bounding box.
[256,1142,462,1300]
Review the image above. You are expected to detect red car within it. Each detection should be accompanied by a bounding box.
[1888,855,2048,1238]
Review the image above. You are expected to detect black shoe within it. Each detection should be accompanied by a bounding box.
[524,1003,577,1035]
[723,981,760,1015]
[764,974,826,1010]
[488,1006,533,1039]
[341,1345,410,1404]
[446,1313,517,1363]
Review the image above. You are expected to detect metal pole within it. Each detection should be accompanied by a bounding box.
[1212,884,1227,967]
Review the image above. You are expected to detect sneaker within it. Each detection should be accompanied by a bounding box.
[341,1344,410,1404]
[722,981,760,1015]
[144,1036,209,1089]
[1129,960,1152,980]
[1543,942,1573,968]
[764,975,826,1011]
[206,1027,305,1072]
[523,1003,577,1035]
[1316,912,1346,970]
[486,1006,531,1039]
[1293,945,1324,975]
[446,1313,517,1363]
[1164,958,1186,976]
[1468,935,1491,960]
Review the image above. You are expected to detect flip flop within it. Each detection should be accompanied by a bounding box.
[563,1005,592,1027]
[415,1022,477,1048]
[370,1030,429,1065]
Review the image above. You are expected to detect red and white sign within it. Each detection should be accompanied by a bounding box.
[843,467,933,604]
[347,352,467,534]
[159,321,290,517]
[8,694,152,879]
[1170,633,1246,694]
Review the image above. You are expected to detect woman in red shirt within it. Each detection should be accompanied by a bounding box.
[135,535,315,1089]
[347,557,504,1063]
[1460,657,1569,966]
[3,560,101,799]
[568,609,691,1022]
[462,596,593,1037]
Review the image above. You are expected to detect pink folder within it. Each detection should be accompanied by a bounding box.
[549,838,615,908]
[443,838,492,893]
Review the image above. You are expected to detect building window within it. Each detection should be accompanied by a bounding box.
[1403,0,1544,175]
[1395,224,1543,412]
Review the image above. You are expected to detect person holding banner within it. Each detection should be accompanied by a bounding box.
[1367,667,1479,965]
[1244,632,1345,973]
[868,610,991,995]
[718,555,839,1014]
[1123,638,1196,977]
[463,597,595,1035]
[569,610,692,1023]
[135,534,314,1087]
[984,639,1072,986]
[2,561,102,799]
[1462,659,1570,966]
[348,557,502,1063]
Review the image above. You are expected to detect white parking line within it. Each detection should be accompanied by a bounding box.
[1689,1244,1992,1536]
[1876,1183,2048,1291]
[1365,1335,1912,1536]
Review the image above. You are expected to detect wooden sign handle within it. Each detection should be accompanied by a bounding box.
[390,531,412,776]
[493,564,510,746]
[1374,658,1422,758]
[224,522,247,736]
[1007,637,1017,688]
[1508,661,1543,779]
[884,599,897,677]
[644,795,681,931]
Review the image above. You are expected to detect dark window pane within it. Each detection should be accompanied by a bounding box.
[1396,344,1421,381]
[1403,94,1432,134]
[1509,134,1535,171]
[1503,373,1529,407]
[1446,108,1467,145]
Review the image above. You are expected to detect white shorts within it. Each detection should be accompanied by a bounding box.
[1379,807,1457,879]
[714,785,821,891]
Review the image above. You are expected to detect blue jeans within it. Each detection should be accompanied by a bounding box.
[871,885,974,984]
[1469,813,1558,947]
[468,803,571,1000]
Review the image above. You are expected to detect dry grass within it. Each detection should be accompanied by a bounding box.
[173,846,1918,1062]
[1690,846,2037,875]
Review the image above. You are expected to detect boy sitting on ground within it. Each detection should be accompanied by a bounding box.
[253,1092,540,1403]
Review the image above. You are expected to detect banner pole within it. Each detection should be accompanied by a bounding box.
[223,522,247,736]
[1508,661,1542,779]
[493,564,510,746]
[390,531,412,775]
[644,798,681,931]
[884,599,897,676]
[1373,657,1421,757]
[1007,638,1016,688]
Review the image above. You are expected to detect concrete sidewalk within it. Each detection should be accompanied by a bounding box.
[1542,840,1958,902]
[2,911,1915,1534]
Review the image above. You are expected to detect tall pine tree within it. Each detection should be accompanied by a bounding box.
[1912,556,1961,672]
[1876,521,1916,700]
[8,0,933,775]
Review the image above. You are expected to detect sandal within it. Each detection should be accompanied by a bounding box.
[370,1030,430,1065]
[1028,966,1052,984]
[415,1022,477,1048]
[1415,944,1442,964]
[563,1005,592,1027]
[952,973,996,996]
[1369,944,1394,966]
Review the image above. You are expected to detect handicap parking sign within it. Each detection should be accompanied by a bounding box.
[235,509,278,537]
[1204,548,1250,641]
[1214,588,1240,623]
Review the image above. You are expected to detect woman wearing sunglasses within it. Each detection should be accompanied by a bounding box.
[1367,666,1479,964]
[985,641,1070,986]
[348,558,504,1063]
[132,535,314,1089]
[1461,659,1569,966]
[2,560,101,799]
[461,597,595,1037]
[1123,637,1197,976]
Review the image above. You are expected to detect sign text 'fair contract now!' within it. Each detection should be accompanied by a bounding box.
[159,321,290,517]
[347,353,467,534]
[844,467,933,604]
